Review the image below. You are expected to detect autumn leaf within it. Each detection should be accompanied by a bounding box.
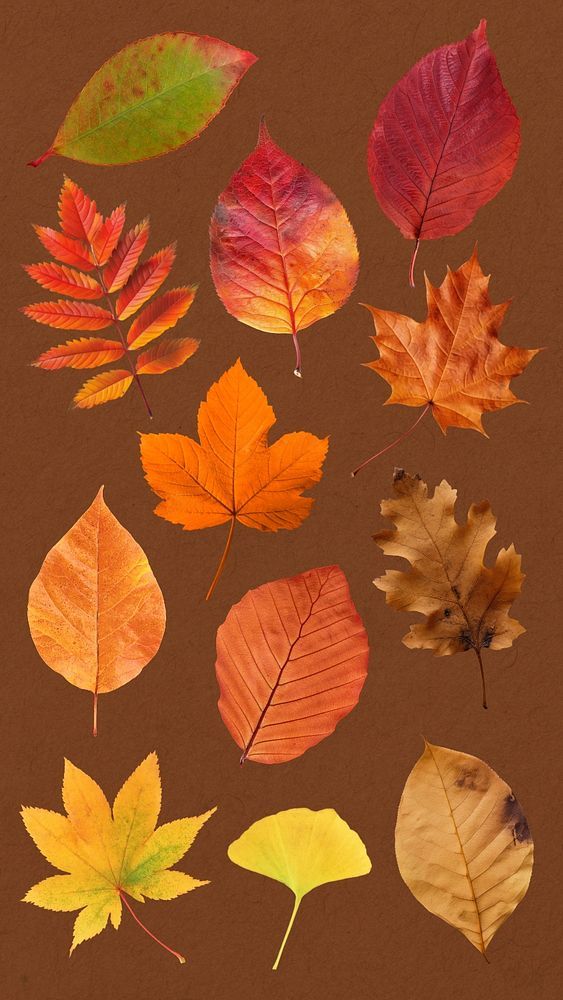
[23,177,199,415]
[29,33,257,167]
[216,566,368,763]
[22,753,216,963]
[229,808,371,969]
[27,487,166,734]
[352,250,539,475]
[140,359,328,599]
[367,20,520,284]
[373,470,525,708]
[395,741,533,956]
[210,119,359,377]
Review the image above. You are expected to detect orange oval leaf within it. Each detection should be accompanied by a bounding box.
[210,120,359,375]
[127,287,197,349]
[27,487,166,733]
[136,337,200,374]
[216,566,369,764]
[33,338,125,370]
[23,299,114,331]
[116,246,176,320]
[73,369,133,408]
[24,263,103,300]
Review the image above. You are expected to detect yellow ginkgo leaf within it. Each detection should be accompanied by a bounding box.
[22,753,216,963]
[228,807,371,969]
[395,741,534,957]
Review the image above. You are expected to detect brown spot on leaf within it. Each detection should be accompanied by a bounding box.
[454,765,490,793]
[502,793,532,845]
[103,79,114,95]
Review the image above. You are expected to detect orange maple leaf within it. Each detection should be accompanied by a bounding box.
[140,359,328,599]
[353,249,539,474]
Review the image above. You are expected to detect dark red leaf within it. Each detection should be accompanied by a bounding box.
[367,20,520,284]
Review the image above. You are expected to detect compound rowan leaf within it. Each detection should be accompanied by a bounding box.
[373,469,525,708]
[395,741,533,956]
[353,250,539,474]
[34,226,94,270]
[74,369,133,408]
[23,180,198,414]
[210,120,359,376]
[140,359,328,599]
[34,337,125,370]
[127,287,197,349]
[22,753,215,962]
[216,566,368,764]
[23,299,114,330]
[104,220,150,292]
[24,263,103,299]
[116,247,176,320]
[229,808,371,969]
[368,20,521,284]
[136,338,200,375]
[29,33,257,167]
[27,488,166,733]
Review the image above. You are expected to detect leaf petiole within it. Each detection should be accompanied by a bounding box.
[474,647,488,710]
[205,517,236,601]
[408,238,420,287]
[272,896,302,971]
[119,890,186,964]
[351,403,431,477]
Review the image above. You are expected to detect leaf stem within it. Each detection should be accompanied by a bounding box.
[93,690,98,737]
[292,332,302,379]
[474,647,488,710]
[409,238,420,288]
[28,148,55,168]
[351,403,431,477]
[119,890,186,964]
[205,517,236,601]
[93,261,153,419]
[272,896,301,971]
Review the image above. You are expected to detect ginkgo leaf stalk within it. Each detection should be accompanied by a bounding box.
[272,897,301,970]
[351,404,430,476]
[119,891,186,965]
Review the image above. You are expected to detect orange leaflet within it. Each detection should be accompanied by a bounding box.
[140,359,328,599]
[216,566,369,764]
[210,120,359,377]
[27,488,166,734]
[23,178,199,415]
[352,249,539,475]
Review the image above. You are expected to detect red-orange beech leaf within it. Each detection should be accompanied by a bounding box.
[34,338,126,370]
[127,287,197,349]
[136,338,200,375]
[210,120,359,377]
[24,263,102,300]
[22,300,114,331]
[367,21,521,285]
[58,176,103,242]
[139,359,328,599]
[216,565,369,764]
[116,246,176,320]
[23,180,199,415]
[92,205,126,265]
[74,370,133,409]
[104,221,150,293]
[34,226,94,270]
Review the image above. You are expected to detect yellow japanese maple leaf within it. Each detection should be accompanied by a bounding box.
[21,753,215,962]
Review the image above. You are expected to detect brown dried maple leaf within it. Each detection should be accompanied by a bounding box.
[353,249,539,475]
[373,470,525,708]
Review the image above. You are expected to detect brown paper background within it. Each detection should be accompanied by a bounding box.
[2,1,562,997]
